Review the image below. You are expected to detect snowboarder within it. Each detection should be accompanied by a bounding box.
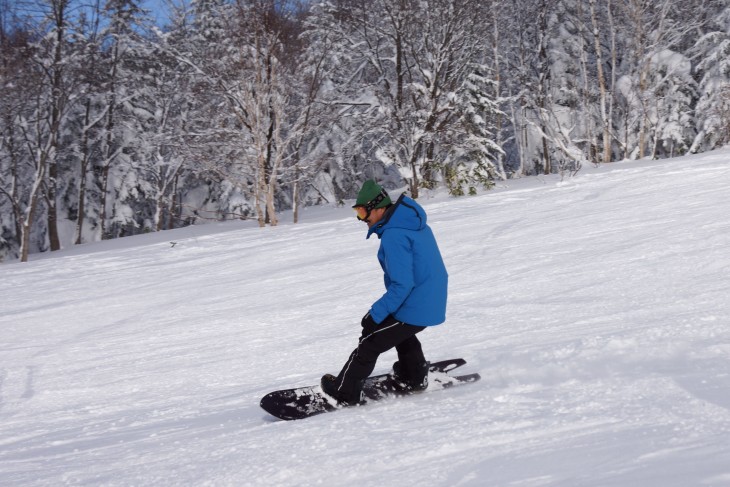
[321,180,449,405]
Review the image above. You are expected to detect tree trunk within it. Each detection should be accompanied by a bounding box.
[292,175,299,224]
[408,148,420,199]
[170,173,179,230]
[589,0,612,163]
[541,131,551,175]
[537,0,551,175]
[492,20,507,179]
[99,163,110,239]
[5,117,23,246]
[47,160,61,251]
[256,147,267,227]
[154,172,166,232]
[20,161,48,262]
[638,66,648,159]
[46,0,66,252]
[577,0,597,163]
[507,83,525,176]
[75,101,91,245]
[607,0,618,160]
[100,40,119,240]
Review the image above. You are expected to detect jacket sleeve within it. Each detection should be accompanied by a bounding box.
[370,230,415,323]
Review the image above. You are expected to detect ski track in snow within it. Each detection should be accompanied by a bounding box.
[1,151,730,486]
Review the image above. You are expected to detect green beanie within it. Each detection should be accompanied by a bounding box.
[354,180,392,208]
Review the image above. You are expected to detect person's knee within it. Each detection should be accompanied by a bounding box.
[358,338,389,360]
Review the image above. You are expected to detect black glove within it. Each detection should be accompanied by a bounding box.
[361,312,378,330]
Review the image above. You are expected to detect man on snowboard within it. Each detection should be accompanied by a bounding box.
[321,180,449,405]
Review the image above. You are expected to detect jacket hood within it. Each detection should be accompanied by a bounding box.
[367,194,426,239]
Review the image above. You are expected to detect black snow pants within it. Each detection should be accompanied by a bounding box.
[334,315,426,400]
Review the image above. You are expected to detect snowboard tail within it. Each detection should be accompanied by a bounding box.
[260,358,479,421]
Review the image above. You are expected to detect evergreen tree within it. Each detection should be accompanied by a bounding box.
[691,5,730,151]
[445,66,504,195]
[0,13,32,260]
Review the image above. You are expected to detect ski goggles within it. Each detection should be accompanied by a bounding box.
[353,188,389,221]
[354,206,370,221]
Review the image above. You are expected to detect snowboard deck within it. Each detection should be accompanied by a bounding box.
[260,358,480,420]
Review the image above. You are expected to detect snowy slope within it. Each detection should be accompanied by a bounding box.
[1,150,730,486]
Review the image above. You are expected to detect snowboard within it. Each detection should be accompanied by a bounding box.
[260,358,480,421]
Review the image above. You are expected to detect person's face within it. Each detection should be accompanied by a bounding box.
[354,206,387,228]
[366,207,387,227]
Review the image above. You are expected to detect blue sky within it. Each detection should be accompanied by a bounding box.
[142,0,173,26]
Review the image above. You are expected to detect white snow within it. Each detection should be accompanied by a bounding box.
[2,150,730,486]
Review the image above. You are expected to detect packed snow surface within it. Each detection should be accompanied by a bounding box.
[2,150,730,486]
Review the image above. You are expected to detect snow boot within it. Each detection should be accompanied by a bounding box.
[320,374,364,406]
[391,360,429,392]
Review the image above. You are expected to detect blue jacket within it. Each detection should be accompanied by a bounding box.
[367,194,448,327]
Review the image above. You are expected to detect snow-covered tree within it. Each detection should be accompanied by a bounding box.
[648,50,697,158]
[0,15,31,260]
[444,66,504,195]
[304,0,503,198]
[68,2,104,245]
[691,4,730,151]
[4,0,83,261]
[96,0,150,239]
[2,0,728,262]
[615,0,703,159]
[127,56,190,231]
[501,0,559,175]
[159,0,305,226]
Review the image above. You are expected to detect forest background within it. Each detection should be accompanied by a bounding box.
[1,0,729,262]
